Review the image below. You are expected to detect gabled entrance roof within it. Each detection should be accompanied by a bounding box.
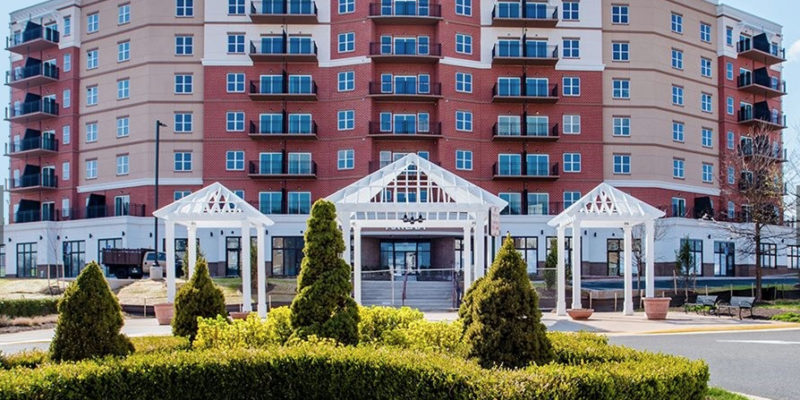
[153,181,273,228]
[548,182,665,228]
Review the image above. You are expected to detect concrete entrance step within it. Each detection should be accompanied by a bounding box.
[362,280,456,310]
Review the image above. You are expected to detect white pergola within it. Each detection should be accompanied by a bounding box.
[153,182,274,318]
[327,154,507,304]
[547,183,664,316]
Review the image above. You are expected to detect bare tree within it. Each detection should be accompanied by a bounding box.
[632,221,667,295]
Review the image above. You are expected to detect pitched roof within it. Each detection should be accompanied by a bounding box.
[153,182,273,227]
[548,182,665,227]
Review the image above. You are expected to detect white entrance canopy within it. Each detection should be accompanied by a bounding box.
[328,154,507,304]
[547,182,664,316]
[153,182,274,317]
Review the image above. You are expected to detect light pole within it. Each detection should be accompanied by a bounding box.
[153,120,167,267]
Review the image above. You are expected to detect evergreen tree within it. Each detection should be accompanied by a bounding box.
[290,200,359,345]
[172,257,226,341]
[458,236,553,368]
[50,262,133,361]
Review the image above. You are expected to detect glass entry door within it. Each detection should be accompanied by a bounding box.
[380,240,431,274]
[226,237,241,276]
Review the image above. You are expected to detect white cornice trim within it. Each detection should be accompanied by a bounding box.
[77,178,204,193]
[440,57,491,69]
[604,180,721,196]
[319,56,371,67]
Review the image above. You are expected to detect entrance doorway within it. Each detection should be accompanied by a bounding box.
[380,240,431,276]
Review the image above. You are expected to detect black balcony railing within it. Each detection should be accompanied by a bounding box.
[493,161,559,178]
[249,120,317,135]
[7,98,59,119]
[492,44,558,59]
[493,122,559,138]
[368,2,442,17]
[9,136,58,153]
[250,0,317,16]
[492,3,558,21]
[493,82,558,98]
[11,173,57,190]
[737,74,786,93]
[501,201,568,216]
[368,121,441,136]
[6,62,58,84]
[7,26,59,49]
[249,40,317,57]
[737,38,785,59]
[738,107,786,127]
[249,79,317,96]
[368,81,442,96]
[248,160,317,176]
[368,42,442,57]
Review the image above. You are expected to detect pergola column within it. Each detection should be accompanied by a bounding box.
[463,225,472,289]
[556,225,567,316]
[645,220,655,298]
[241,222,252,313]
[342,218,351,265]
[187,222,197,278]
[165,221,176,303]
[571,220,582,309]
[257,226,266,318]
[353,225,362,305]
[474,213,486,278]
[623,225,634,315]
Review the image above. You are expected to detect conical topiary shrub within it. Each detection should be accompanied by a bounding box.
[172,257,226,341]
[290,199,359,345]
[50,261,133,361]
[458,236,553,368]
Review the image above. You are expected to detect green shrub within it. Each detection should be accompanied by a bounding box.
[771,312,800,323]
[358,306,423,343]
[387,319,467,357]
[172,258,226,341]
[543,241,558,289]
[130,336,190,354]
[49,262,133,361]
[290,200,360,345]
[194,307,293,350]
[0,298,58,318]
[459,236,553,368]
[0,350,48,369]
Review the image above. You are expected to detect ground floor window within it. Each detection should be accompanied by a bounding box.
[545,236,573,269]
[0,245,5,277]
[512,237,538,276]
[63,240,86,278]
[713,241,735,276]
[607,238,641,276]
[380,240,431,274]
[454,238,471,272]
[789,245,800,269]
[760,243,777,268]
[680,238,703,276]
[16,242,37,278]
[272,236,304,276]
[98,238,122,266]
[226,237,241,276]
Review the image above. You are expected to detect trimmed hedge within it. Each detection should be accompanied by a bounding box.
[771,312,800,322]
[0,298,58,318]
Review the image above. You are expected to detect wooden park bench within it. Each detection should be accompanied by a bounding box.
[683,295,719,315]
[717,296,756,320]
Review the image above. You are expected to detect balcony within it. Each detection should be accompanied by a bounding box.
[248,160,317,179]
[368,2,442,25]
[248,120,317,139]
[9,173,58,192]
[492,82,558,103]
[492,122,559,141]
[248,80,317,101]
[6,61,59,88]
[6,24,59,54]
[737,70,786,98]
[249,1,318,24]
[368,82,442,102]
[8,134,58,156]
[492,3,558,27]
[249,40,317,62]
[737,33,785,65]
[492,44,558,65]
[501,201,568,216]
[493,162,560,180]
[738,106,786,131]
[6,98,59,122]
[368,121,441,140]
[368,42,442,63]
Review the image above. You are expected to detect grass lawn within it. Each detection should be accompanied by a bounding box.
[706,387,748,400]
[759,299,800,311]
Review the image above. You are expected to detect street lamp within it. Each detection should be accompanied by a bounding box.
[153,120,167,267]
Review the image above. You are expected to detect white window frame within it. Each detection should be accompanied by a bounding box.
[563,153,581,173]
[116,154,129,175]
[455,150,473,170]
[563,115,580,134]
[337,149,355,170]
[86,159,98,179]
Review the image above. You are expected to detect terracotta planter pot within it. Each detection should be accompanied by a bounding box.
[153,303,174,325]
[643,297,671,320]
[567,308,594,320]
[229,311,251,320]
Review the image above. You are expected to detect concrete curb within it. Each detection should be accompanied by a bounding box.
[637,323,800,335]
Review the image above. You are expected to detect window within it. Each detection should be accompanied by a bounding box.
[611,41,629,61]
[563,1,579,20]
[725,26,733,46]
[455,150,472,170]
[174,113,193,132]
[116,117,129,137]
[701,93,712,112]
[117,41,130,62]
[563,115,580,134]
[176,0,194,17]
[726,97,734,115]
[613,154,630,174]
[338,32,355,53]
[86,86,98,106]
[455,33,472,54]
[726,62,733,80]
[87,49,98,69]
[789,245,800,269]
[339,0,355,14]
[564,191,581,208]
[62,162,70,180]
[86,159,97,179]
[176,35,193,55]
[226,73,244,92]
[228,0,245,14]
[288,114,312,134]
[456,0,471,16]
[226,151,244,170]
[174,190,191,200]
[671,49,683,69]
[563,39,580,58]
[287,192,311,214]
[227,34,245,53]
[700,22,711,42]
[702,128,713,148]
[456,72,472,93]
[612,79,630,99]
[727,167,735,184]
[563,77,580,96]
[119,4,131,24]
[272,237,305,275]
[116,155,129,175]
[611,5,628,24]
[174,152,192,171]
[673,158,685,178]
[87,13,98,33]
[63,125,70,144]
[702,163,713,183]
[563,153,581,172]
[257,192,281,215]
[499,193,522,215]
[337,149,354,170]
[288,153,312,174]
[672,121,684,142]
[680,238,703,275]
[671,13,682,33]
[63,89,70,108]
[727,131,735,149]
[338,71,354,91]
[16,243,37,278]
[64,16,71,36]
[760,243,777,268]
[613,117,630,136]
[174,74,193,93]
[526,193,549,216]
[701,57,712,77]
[672,85,683,105]
[672,197,686,217]
[337,110,355,131]
[63,54,71,71]
[226,111,245,132]
[455,111,472,132]
[727,201,735,219]
[117,79,129,99]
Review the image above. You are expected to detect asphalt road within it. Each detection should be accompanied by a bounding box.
[610,329,800,400]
